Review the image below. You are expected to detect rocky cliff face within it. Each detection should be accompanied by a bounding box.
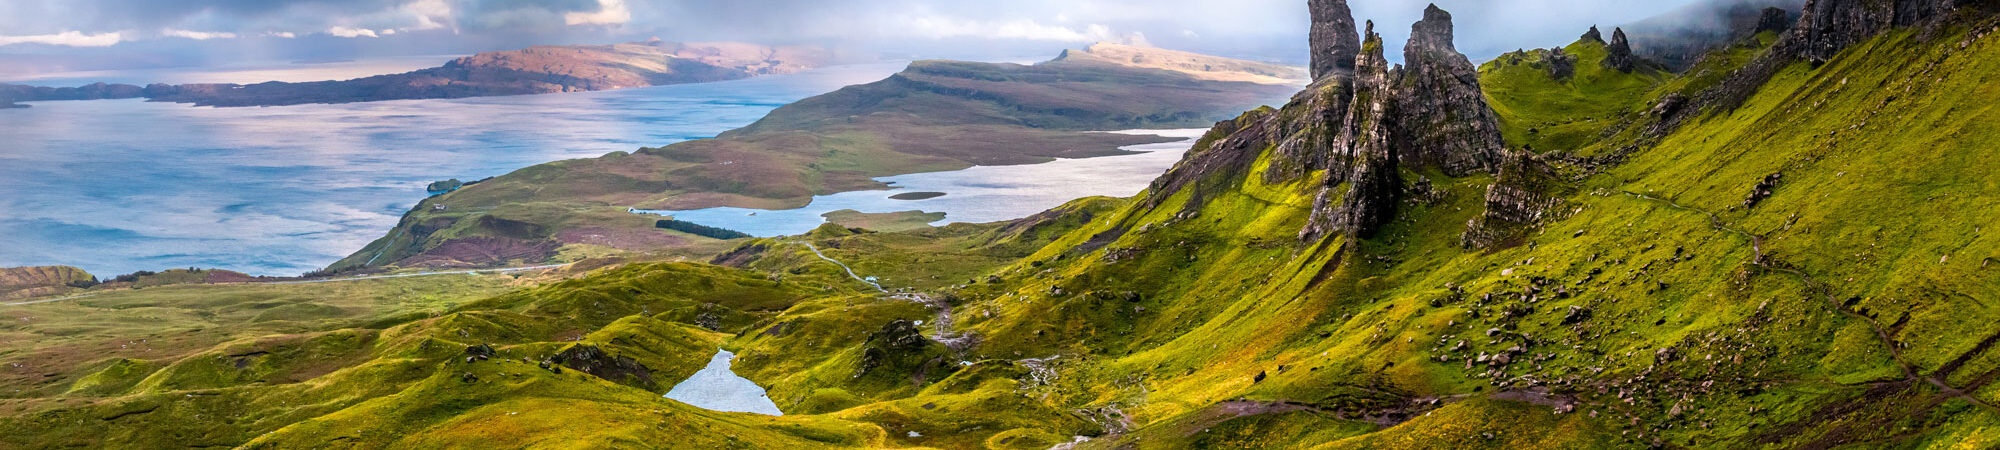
[1757,6,1796,32]
[1394,5,1504,177]
[1152,4,1509,245]
[1605,27,1639,72]
[1582,25,1606,44]
[1323,26,1403,241]
[1309,0,1362,79]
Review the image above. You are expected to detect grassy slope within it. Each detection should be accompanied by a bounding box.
[904,19,2000,448]
[1480,39,1670,154]
[330,59,1296,274]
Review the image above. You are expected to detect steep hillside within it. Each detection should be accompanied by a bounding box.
[330,52,1299,273]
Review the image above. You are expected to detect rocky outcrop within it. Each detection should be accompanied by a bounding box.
[1395,5,1503,176]
[1545,48,1578,81]
[1582,25,1606,44]
[1461,150,1569,249]
[1605,27,1638,72]
[1327,26,1404,241]
[1757,6,1796,33]
[553,344,655,389]
[1309,0,1362,79]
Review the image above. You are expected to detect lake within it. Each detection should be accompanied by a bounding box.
[632,129,1207,237]
[0,62,909,276]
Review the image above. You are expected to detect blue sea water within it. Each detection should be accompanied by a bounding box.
[0,62,908,276]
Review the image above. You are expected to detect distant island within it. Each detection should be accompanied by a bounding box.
[0,39,833,107]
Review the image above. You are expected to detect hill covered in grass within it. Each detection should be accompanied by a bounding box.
[329,50,1300,273]
[6,0,2000,447]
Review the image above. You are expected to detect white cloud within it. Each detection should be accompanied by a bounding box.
[565,0,631,26]
[0,30,123,47]
[902,15,1117,42]
[162,29,238,40]
[381,29,397,35]
[326,26,381,38]
[266,31,297,39]
[405,0,454,31]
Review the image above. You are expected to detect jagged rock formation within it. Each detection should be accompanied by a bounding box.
[1395,5,1503,176]
[1605,27,1639,72]
[1545,48,1578,80]
[1582,25,1606,44]
[1325,27,1403,240]
[1309,0,1362,79]
[1461,150,1569,249]
[1154,4,1508,245]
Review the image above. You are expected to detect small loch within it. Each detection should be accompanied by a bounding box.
[662,350,783,416]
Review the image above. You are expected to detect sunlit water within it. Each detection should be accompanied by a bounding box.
[0,62,908,276]
[634,129,1207,237]
[663,350,783,416]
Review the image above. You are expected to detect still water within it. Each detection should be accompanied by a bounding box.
[0,62,907,276]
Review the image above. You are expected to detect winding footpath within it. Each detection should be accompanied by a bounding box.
[1619,191,2000,415]
[795,241,886,293]
[0,263,570,307]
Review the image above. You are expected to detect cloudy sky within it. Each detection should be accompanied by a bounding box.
[0,0,1717,77]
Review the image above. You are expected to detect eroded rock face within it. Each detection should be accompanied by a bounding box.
[1395,5,1503,177]
[1756,7,1795,33]
[1605,27,1638,72]
[1546,48,1578,81]
[554,344,655,388]
[1309,0,1362,79]
[1462,149,1568,250]
[1581,25,1606,44]
[1331,27,1404,240]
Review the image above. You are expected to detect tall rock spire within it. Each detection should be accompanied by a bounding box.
[1309,0,1361,79]
[1394,4,1502,176]
[1605,27,1636,72]
[1332,22,1401,240]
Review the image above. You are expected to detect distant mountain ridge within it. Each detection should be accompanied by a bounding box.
[1053,42,1309,85]
[0,40,834,107]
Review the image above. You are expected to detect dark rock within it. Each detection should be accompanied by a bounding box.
[1605,27,1638,72]
[1254,370,1268,383]
[1304,22,1404,242]
[1461,149,1568,249]
[1545,48,1578,80]
[1309,0,1362,79]
[1581,25,1605,44]
[1742,172,1784,208]
[1395,5,1503,176]
[1755,7,1795,33]
[1563,306,1594,325]
[464,343,496,359]
[553,344,653,387]
[461,372,479,383]
[872,320,930,350]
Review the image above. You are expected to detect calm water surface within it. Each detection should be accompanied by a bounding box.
[0,62,906,276]
[634,129,1207,237]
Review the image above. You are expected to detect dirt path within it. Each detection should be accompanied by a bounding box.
[795,241,885,293]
